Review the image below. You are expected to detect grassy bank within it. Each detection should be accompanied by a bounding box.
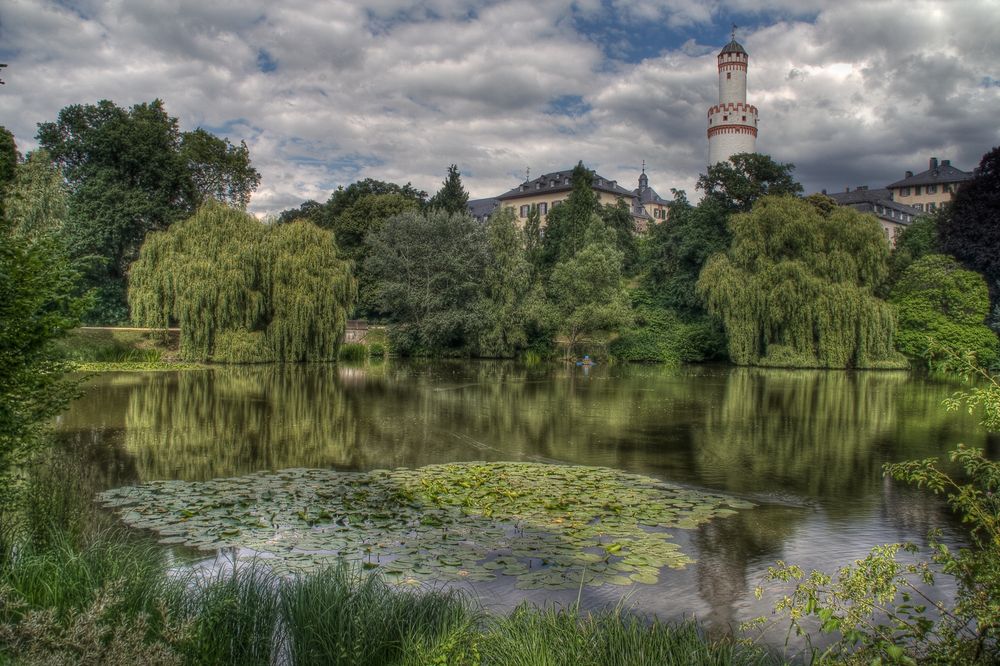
[0,527,779,666]
[52,328,205,372]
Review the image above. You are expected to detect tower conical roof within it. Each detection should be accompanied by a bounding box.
[719,39,746,55]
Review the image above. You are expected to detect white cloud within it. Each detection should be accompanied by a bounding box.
[1,0,997,213]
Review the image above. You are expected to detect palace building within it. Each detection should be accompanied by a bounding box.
[467,165,670,232]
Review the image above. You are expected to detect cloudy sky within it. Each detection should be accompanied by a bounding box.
[2,0,998,215]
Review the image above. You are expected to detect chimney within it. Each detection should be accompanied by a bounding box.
[905,170,913,178]
[942,159,951,167]
[845,186,850,192]
[929,157,938,169]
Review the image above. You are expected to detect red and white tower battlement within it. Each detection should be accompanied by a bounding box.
[707,32,758,165]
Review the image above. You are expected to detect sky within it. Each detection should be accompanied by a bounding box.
[2,0,999,216]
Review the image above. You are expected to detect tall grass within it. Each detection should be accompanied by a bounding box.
[480,604,775,666]
[178,565,279,666]
[281,563,473,665]
[0,525,780,665]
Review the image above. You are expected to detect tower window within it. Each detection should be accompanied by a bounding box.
[723,115,728,121]
[742,115,746,121]
[727,72,731,79]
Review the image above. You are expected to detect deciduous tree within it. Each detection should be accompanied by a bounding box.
[547,241,632,357]
[365,210,487,354]
[890,254,998,368]
[697,195,901,368]
[697,153,803,213]
[129,203,355,362]
[938,146,1000,304]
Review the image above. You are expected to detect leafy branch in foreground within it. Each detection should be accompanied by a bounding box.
[748,357,1000,664]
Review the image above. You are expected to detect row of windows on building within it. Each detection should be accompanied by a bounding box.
[709,114,748,123]
[513,201,668,220]
[874,205,914,223]
[897,183,952,197]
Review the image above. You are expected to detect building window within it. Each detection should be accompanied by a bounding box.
[943,183,952,193]
[915,186,922,195]
[537,202,548,215]
[742,115,746,121]
[928,202,936,211]
[901,187,911,196]
[915,203,923,211]
[519,205,529,218]
[926,184,937,194]
[727,72,732,79]
[552,200,563,208]
[723,115,728,121]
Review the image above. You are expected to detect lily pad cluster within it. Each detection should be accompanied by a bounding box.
[98,462,754,589]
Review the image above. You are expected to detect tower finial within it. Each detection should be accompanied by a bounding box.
[641,159,645,174]
[525,166,530,183]
[731,23,737,42]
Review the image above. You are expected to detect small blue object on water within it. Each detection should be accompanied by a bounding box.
[575,355,595,367]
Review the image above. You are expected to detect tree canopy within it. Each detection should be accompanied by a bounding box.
[546,241,632,356]
[36,99,261,323]
[698,195,902,368]
[365,209,487,354]
[697,153,803,212]
[427,164,470,214]
[541,162,603,268]
[890,254,998,368]
[938,146,1000,303]
[478,208,543,357]
[0,156,84,501]
[129,203,355,362]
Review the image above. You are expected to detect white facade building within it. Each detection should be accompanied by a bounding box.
[707,35,758,165]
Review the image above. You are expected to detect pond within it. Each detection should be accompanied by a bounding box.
[55,361,995,636]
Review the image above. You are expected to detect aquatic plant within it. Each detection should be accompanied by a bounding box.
[99,462,754,589]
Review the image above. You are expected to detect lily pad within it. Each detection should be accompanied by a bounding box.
[97,462,754,589]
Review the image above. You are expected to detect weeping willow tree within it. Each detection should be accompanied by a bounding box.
[129,203,356,362]
[697,195,905,368]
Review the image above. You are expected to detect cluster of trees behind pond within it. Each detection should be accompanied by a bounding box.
[2,98,999,368]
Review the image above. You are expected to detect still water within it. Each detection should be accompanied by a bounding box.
[55,361,995,636]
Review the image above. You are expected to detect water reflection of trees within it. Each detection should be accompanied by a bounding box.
[691,368,986,504]
[57,362,989,494]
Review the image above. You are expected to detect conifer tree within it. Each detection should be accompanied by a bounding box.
[428,164,469,215]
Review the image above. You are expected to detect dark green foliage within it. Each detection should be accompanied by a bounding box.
[888,212,942,287]
[0,125,19,218]
[427,164,470,214]
[610,288,725,363]
[697,153,803,213]
[179,128,261,210]
[890,254,998,368]
[600,199,638,274]
[478,208,545,358]
[36,99,260,323]
[522,204,544,278]
[939,146,1000,306]
[0,161,84,510]
[365,209,487,355]
[277,199,324,225]
[547,241,632,355]
[645,190,731,315]
[324,178,427,223]
[541,161,603,268]
[129,203,356,362]
[698,196,902,368]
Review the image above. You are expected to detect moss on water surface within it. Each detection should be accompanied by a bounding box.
[98,462,754,589]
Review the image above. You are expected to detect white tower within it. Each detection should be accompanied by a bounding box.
[707,30,758,165]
